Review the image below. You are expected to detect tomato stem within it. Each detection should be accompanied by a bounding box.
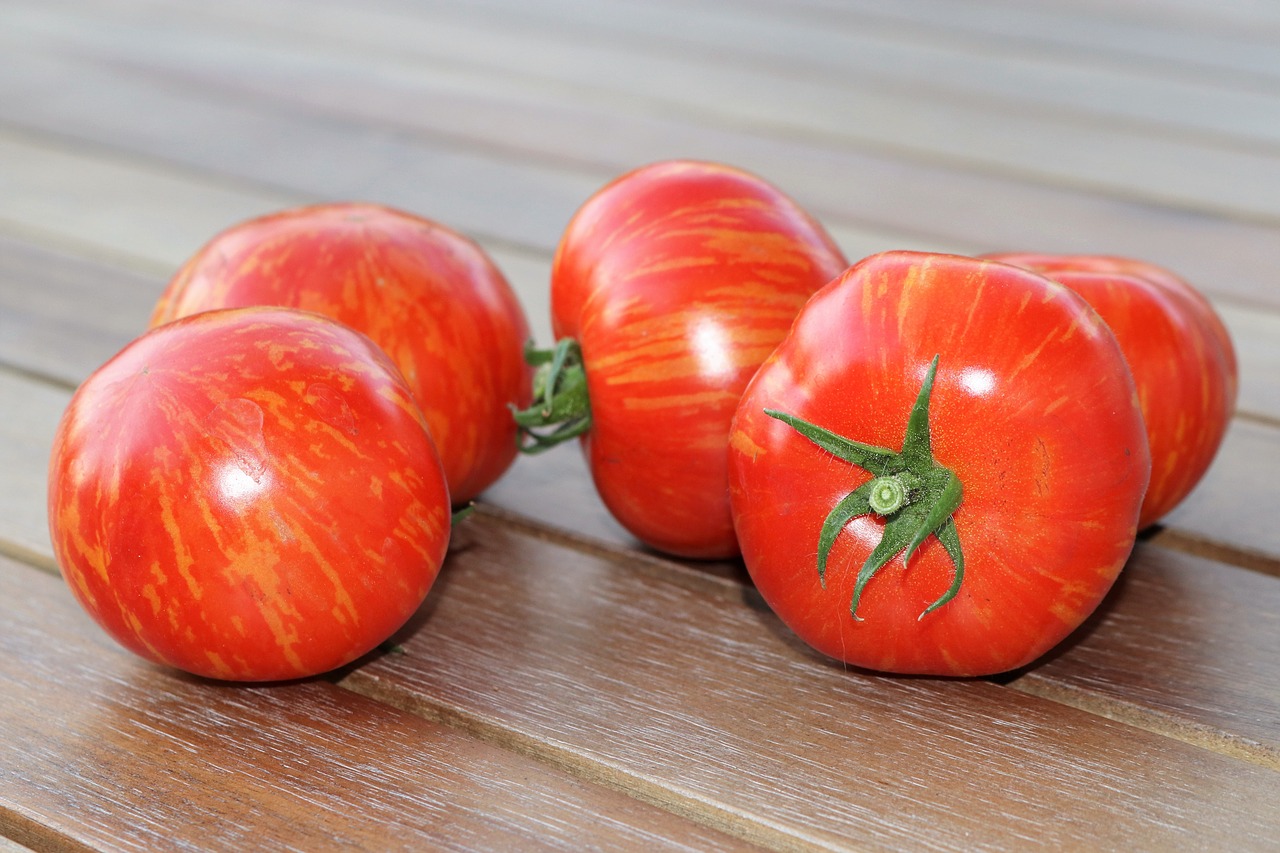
[764,355,965,621]
[868,475,911,515]
[510,338,593,454]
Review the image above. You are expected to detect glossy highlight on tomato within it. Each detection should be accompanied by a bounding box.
[984,252,1236,528]
[48,307,451,682]
[517,160,848,558]
[729,252,1151,676]
[151,202,532,505]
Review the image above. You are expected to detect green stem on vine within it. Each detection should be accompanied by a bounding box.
[764,355,965,621]
[510,338,593,454]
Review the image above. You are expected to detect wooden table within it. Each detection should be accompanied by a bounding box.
[3,1,1278,849]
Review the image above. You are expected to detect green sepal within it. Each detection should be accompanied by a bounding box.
[763,409,898,473]
[816,481,876,587]
[510,338,593,455]
[766,355,966,622]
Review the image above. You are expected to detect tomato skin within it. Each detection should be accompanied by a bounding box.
[151,202,532,505]
[48,307,451,682]
[551,161,847,558]
[983,253,1235,528]
[728,252,1150,676]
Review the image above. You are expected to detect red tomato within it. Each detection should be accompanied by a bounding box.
[984,253,1236,528]
[151,202,532,505]
[728,252,1150,676]
[517,160,847,558]
[48,307,451,682]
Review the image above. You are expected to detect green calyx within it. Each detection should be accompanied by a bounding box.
[764,355,965,622]
[510,338,593,454]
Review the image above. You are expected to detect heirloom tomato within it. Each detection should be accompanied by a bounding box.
[151,202,532,505]
[728,252,1150,676]
[984,252,1236,528]
[48,307,451,682]
[513,160,847,559]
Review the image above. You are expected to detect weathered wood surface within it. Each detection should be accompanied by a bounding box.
[2,0,1278,849]
[0,555,754,852]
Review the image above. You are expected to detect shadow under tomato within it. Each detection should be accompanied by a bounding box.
[988,540,1144,685]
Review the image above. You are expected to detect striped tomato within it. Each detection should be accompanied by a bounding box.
[48,307,450,682]
[151,202,531,505]
[728,252,1150,676]
[983,253,1236,528]
[514,160,847,558]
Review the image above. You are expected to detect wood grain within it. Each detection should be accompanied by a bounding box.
[4,1,1280,847]
[345,514,1280,851]
[1011,542,1280,765]
[0,554,755,852]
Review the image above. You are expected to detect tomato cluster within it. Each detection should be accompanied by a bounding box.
[49,160,1236,682]
[49,204,531,681]
[513,161,1235,677]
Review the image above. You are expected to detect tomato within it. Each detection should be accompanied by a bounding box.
[728,252,1150,676]
[48,307,451,682]
[151,202,532,505]
[983,253,1236,528]
[514,160,847,558]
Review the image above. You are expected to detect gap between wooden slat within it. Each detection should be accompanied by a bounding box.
[1147,527,1280,580]
[339,672,821,853]
[1007,677,1279,771]
[0,808,94,853]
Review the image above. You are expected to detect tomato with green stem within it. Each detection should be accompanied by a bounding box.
[984,252,1236,528]
[514,160,847,559]
[728,252,1150,676]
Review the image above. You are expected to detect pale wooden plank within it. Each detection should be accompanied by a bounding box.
[21,0,1280,225]
[0,555,755,852]
[716,0,1280,83]
[0,131,558,346]
[1011,542,1280,765]
[1221,301,1280,420]
[0,234,158,387]
[0,371,65,568]
[7,4,1280,316]
[1159,418,1280,566]
[0,128,294,272]
[985,0,1280,36]
[347,515,1280,850]
[375,0,1280,149]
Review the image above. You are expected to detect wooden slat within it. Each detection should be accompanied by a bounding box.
[345,514,1280,850]
[0,370,65,569]
[386,0,1280,150]
[1221,301,1280,420]
[26,0,1280,225]
[1160,418,1280,568]
[0,234,157,388]
[6,0,1280,317]
[718,0,1280,84]
[1011,542,1280,764]
[0,554,755,852]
